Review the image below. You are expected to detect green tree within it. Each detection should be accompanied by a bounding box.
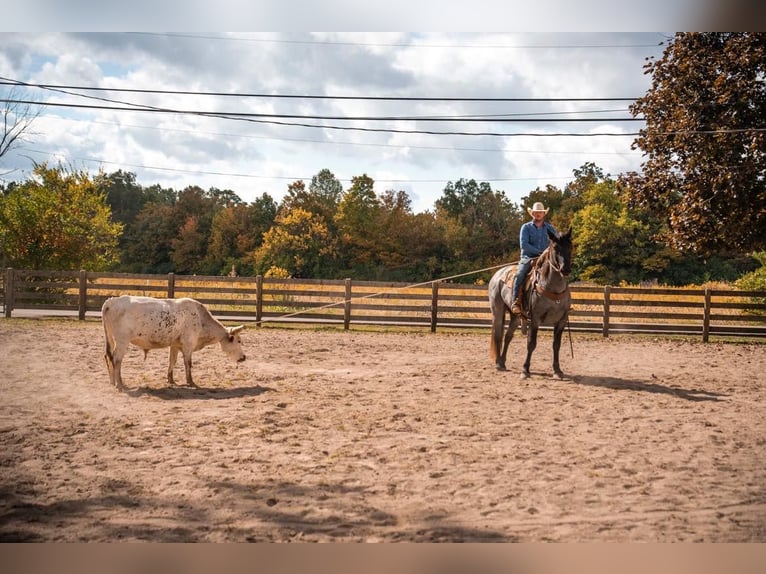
[0,162,122,270]
[436,179,523,275]
[334,174,381,275]
[121,202,176,273]
[622,32,766,254]
[571,181,652,284]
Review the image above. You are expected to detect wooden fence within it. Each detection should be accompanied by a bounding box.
[2,268,766,341]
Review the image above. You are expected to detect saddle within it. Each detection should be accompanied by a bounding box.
[502,259,539,313]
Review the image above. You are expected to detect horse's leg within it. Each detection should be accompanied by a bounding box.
[552,320,566,379]
[500,314,520,370]
[490,305,507,370]
[522,324,539,378]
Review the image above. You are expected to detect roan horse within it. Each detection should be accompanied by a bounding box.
[488,228,573,378]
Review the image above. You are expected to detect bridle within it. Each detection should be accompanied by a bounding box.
[533,245,570,303]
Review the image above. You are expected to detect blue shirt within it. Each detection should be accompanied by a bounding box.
[519,220,557,261]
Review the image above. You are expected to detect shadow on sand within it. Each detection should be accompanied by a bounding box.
[125,384,275,400]
[569,375,728,402]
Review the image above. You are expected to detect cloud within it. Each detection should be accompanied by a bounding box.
[2,32,667,212]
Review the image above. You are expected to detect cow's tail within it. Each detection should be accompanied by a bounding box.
[102,300,115,368]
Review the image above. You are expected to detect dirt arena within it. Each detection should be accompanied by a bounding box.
[0,317,764,542]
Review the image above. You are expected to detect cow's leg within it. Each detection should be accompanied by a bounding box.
[111,342,128,390]
[522,325,539,379]
[182,350,196,387]
[552,320,566,379]
[104,343,115,386]
[167,346,179,385]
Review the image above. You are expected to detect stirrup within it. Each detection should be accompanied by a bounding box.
[511,299,522,314]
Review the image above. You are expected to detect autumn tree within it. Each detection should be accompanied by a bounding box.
[280,169,344,232]
[253,207,337,278]
[0,162,122,270]
[205,193,277,276]
[622,32,766,254]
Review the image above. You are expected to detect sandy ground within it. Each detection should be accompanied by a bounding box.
[0,317,764,542]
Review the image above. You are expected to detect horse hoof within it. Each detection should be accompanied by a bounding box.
[520,371,530,380]
[495,364,507,372]
[554,371,565,380]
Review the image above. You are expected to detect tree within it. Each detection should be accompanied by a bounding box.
[334,174,381,275]
[571,181,652,284]
[436,179,523,274]
[121,202,176,273]
[280,169,344,231]
[622,32,766,255]
[205,194,277,276]
[1,85,40,169]
[0,162,122,270]
[253,207,337,278]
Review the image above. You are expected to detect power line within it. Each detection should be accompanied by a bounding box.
[45,116,638,156]
[0,79,639,102]
[0,98,644,138]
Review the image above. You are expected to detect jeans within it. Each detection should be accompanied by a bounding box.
[512,258,533,302]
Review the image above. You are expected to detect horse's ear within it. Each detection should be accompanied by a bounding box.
[547,228,558,242]
[563,227,573,240]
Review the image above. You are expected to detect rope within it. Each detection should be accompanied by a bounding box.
[256,261,517,325]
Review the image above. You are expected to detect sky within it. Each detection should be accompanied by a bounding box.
[0,31,679,214]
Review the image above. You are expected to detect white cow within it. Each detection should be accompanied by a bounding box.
[102,295,246,390]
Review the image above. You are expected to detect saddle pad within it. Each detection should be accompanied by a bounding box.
[502,265,518,288]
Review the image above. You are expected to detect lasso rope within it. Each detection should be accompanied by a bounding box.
[256,261,517,324]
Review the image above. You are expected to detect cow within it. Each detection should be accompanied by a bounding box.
[101,295,246,390]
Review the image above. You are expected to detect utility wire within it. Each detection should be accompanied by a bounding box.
[0,78,640,102]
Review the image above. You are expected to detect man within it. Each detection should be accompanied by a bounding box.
[511,201,557,314]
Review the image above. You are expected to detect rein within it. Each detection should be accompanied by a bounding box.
[533,247,575,359]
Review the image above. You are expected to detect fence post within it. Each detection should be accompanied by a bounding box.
[703,288,711,343]
[344,278,352,330]
[4,268,13,318]
[167,273,175,298]
[602,285,611,338]
[78,269,87,320]
[255,275,263,327]
[430,281,439,333]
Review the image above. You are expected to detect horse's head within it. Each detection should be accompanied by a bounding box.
[546,227,573,277]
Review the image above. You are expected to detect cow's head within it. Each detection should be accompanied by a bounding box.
[221,325,246,362]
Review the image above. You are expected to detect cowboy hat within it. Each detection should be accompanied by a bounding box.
[527,201,549,216]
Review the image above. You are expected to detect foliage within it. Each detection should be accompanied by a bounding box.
[0,162,122,270]
[253,207,337,278]
[735,252,766,292]
[6,159,764,290]
[571,181,653,284]
[435,178,523,278]
[622,32,766,255]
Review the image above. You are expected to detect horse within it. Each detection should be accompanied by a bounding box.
[488,228,573,378]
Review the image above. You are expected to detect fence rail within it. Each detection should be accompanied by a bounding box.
[2,268,766,341]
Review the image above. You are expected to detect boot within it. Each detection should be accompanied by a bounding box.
[511,297,522,314]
